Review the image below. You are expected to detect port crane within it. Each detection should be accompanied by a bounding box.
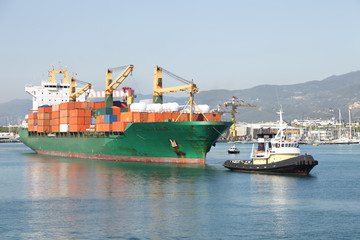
[153,66,203,121]
[69,77,92,102]
[105,65,134,108]
[219,96,258,140]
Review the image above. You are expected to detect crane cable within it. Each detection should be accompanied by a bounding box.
[109,65,129,72]
[161,68,192,85]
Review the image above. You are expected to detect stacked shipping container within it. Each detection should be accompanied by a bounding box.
[27,102,222,133]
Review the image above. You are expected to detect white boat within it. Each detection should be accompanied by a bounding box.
[228,145,240,154]
[0,132,20,143]
[224,109,318,175]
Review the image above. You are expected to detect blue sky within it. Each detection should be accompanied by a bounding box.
[0,0,359,103]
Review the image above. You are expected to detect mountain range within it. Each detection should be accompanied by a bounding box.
[1,70,360,125]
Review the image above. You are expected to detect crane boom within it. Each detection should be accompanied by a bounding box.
[69,77,91,102]
[153,66,198,121]
[105,65,134,108]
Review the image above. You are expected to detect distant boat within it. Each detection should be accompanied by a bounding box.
[0,132,20,143]
[228,145,240,154]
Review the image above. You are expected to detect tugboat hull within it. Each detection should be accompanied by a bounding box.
[223,155,318,175]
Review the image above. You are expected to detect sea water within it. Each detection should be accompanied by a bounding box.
[0,143,359,239]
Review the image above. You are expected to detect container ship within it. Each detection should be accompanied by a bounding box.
[20,65,231,164]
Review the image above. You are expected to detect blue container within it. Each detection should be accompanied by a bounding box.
[91,117,96,125]
[103,115,117,123]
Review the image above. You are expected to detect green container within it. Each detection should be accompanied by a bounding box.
[120,108,128,113]
[96,107,113,116]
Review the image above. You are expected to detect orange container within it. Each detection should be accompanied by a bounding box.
[112,121,129,132]
[50,118,60,125]
[38,126,51,133]
[87,102,95,109]
[38,107,52,113]
[28,125,36,131]
[38,113,51,120]
[204,113,221,121]
[147,113,164,122]
[69,117,85,125]
[133,112,148,122]
[74,102,82,109]
[28,113,38,119]
[112,106,121,115]
[60,117,70,124]
[69,124,89,132]
[162,112,172,121]
[38,119,50,126]
[60,109,71,117]
[51,125,60,132]
[84,109,92,117]
[96,123,112,132]
[51,111,60,119]
[60,102,75,110]
[121,112,133,122]
[28,119,38,125]
[177,113,190,122]
[94,102,105,109]
[84,117,91,125]
[96,115,105,124]
[70,109,85,117]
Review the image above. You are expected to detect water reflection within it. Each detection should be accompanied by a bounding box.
[250,174,304,237]
[23,153,208,238]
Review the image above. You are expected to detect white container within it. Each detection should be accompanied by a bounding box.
[60,124,69,132]
[146,104,163,113]
[130,102,147,112]
[162,102,179,112]
[195,105,210,114]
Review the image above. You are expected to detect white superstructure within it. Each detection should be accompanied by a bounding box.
[25,66,87,111]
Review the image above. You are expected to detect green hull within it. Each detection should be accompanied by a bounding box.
[20,121,231,164]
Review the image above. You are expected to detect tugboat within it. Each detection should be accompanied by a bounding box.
[223,110,318,175]
[228,145,240,154]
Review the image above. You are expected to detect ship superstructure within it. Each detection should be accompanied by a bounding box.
[25,66,87,111]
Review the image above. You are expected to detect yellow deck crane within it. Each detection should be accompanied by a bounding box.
[69,77,92,102]
[221,96,258,140]
[153,66,201,121]
[105,65,134,108]
[48,65,70,84]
